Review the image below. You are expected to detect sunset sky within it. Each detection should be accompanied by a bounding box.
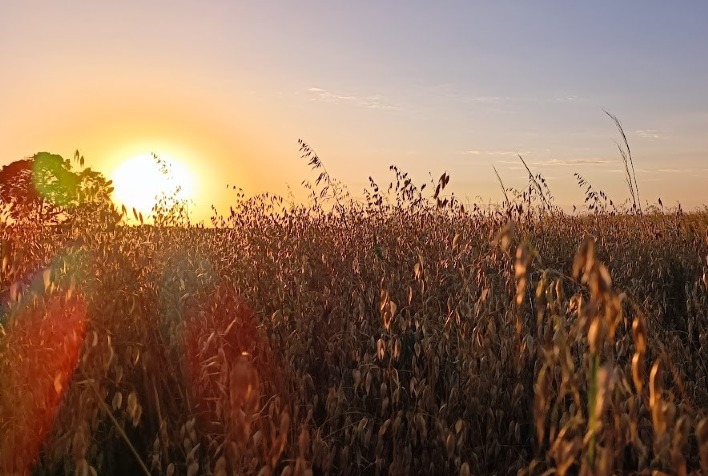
[2,1,708,221]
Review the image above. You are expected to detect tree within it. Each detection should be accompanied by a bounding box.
[0,151,116,226]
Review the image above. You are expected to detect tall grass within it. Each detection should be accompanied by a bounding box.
[1,129,708,474]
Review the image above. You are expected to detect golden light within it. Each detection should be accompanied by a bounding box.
[111,153,195,218]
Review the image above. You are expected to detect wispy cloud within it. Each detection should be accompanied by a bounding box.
[634,129,662,140]
[307,87,400,110]
[431,83,583,106]
[637,167,708,175]
[656,168,689,173]
[553,95,580,103]
[461,149,530,156]
[491,157,614,170]
[530,158,612,166]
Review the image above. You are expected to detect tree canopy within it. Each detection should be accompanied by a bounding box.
[0,151,116,226]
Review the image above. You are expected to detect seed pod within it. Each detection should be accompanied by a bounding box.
[112,392,123,411]
[573,235,595,280]
[588,318,602,354]
[632,353,645,394]
[445,432,456,459]
[697,417,708,473]
[632,316,647,355]
[649,360,665,435]
[127,392,138,419]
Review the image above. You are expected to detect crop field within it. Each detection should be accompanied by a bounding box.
[2,161,708,475]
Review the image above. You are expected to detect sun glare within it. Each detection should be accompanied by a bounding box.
[111,153,195,217]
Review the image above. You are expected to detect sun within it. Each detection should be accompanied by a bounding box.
[111,153,195,218]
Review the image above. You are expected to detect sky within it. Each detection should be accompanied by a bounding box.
[2,1,708,221]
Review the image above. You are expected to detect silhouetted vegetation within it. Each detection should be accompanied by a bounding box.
[0,151,117,228]
[2,119,708,475]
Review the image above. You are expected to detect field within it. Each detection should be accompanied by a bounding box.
[2,165,708,475]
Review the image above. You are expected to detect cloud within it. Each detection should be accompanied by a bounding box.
[637,167,707,175]
[530,158,613,166]
[490,157,614,171]
[656,168,693,173]
[461,150,530,157]
[307,87,400,110]
[553,95,580,103]
[634,129,662,140]
[489,150,528,156]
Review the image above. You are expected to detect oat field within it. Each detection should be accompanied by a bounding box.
[2,164,708,475]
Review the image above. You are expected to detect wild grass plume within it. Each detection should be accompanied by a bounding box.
[2,127,708,475]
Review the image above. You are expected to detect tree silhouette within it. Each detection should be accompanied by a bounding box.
[0,151,115,225]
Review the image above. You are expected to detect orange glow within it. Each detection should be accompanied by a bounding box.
[0,293,87,473]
